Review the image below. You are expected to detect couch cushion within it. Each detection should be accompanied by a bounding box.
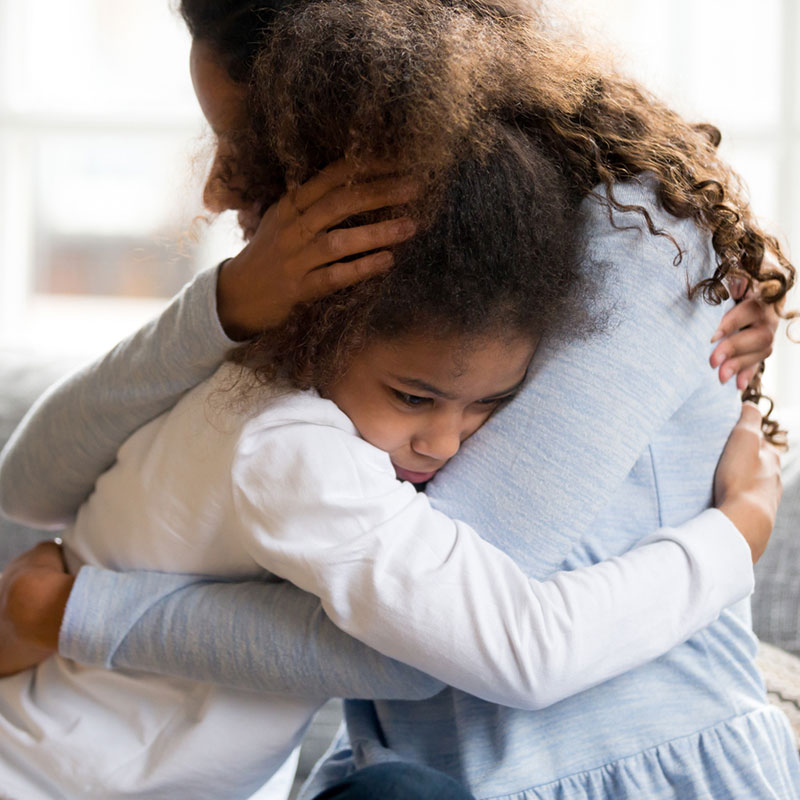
[753,412,800,658]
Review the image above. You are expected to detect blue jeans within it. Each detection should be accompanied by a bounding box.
[312,763,475,800]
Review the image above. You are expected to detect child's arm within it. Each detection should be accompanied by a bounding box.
[195,396,766,711]
[1,477,757,706]
[71,511,752,706]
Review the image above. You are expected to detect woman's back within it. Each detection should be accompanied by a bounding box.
[305,180,800,799]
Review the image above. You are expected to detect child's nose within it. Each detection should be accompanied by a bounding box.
[412,423,462,463]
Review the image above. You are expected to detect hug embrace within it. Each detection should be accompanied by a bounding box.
[0,1,798,798]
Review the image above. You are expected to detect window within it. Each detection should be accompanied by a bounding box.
[0,0,241,353]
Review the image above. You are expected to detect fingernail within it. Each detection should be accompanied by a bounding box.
[720,366,732,383]
[731,277,747,299]
[710,329,723,343]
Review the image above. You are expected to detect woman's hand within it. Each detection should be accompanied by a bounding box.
[715,403,783,563]
[217,160,418,340]
[0,541,74,676]
[710,264,782,391]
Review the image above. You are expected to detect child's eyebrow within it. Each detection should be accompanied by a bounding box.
[390,375,526,402]
[391,376,458,401]
[481,377,526,401]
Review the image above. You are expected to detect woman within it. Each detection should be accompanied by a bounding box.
[0,1,796,798]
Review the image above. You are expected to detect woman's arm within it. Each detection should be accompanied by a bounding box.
[0,267,234,527]
[0,544,446,699]
[64,569,447,700]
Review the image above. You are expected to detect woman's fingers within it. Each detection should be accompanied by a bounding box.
[711,297,771,344]
[218,162,419,336]
[0,541,73,674]
[300,176,419,236]
[303,251,395,298]
[291,158,399,212]
[291,159,352,211]
[303,217,417,270]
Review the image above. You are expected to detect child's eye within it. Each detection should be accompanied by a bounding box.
[393,390,431,407]
[477,393,517,408]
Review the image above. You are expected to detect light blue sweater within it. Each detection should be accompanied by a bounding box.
[1,179,798,798]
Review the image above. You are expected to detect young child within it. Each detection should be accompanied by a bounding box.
[0,125,769,799]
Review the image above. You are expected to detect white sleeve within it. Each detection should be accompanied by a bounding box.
[232,419,753,711]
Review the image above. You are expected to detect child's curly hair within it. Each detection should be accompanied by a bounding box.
[232,124,597,392]
[220,0,794,434]
[233,0,794,298]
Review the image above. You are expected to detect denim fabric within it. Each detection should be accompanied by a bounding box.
[312,763,474,800]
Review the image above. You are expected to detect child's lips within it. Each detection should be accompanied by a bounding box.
[393,465,439,484]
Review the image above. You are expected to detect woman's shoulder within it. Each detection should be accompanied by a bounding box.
[580,172,716,285]
[582,173,699,235]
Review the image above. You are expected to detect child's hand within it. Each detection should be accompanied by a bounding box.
[714,403,783,563]
[0,541,73,676]
[217,160,418,340]
[710,267,782,392]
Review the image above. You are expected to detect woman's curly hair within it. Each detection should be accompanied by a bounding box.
[218,0,794,433]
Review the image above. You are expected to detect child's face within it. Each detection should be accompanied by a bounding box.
[325,333,536,483]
